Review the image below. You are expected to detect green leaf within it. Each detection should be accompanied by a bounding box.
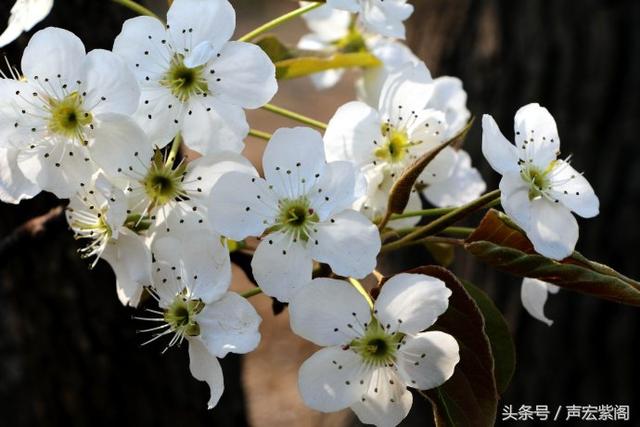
[274,52,381,80]
[255,35,294,63]
[382,119,475,223]
[461,280,515,395]
[405,266,499,427]
[465,209,640,306]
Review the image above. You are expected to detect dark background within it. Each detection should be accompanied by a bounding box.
[0,0,638,426]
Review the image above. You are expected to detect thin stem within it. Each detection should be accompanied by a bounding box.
[241,287,263,299]
[261,103,328,130]
[381,236,465,253]
[237,2,324,43]
[390,206,456,221]
[249,129,273,141]
[440,226,475,238]
[381,190,501,253]
[112,0,160,19]
[166,133,182,167]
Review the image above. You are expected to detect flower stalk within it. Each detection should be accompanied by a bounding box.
[112,0,160,20]
[237,2,324,43]
[262,103,328,130]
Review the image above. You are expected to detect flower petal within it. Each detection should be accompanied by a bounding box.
[188,338,225,409]
[21,27,85,86]
[301,4,351,42]
[167,0,235,56]
[262,127,327,199]
[379,62,434,122]
[397,331,460,390]
[309,69,345,90]
[481,114,518,175]
[308,161,361,220]
[374,273,451,334]
[360,0,413,39]
[427,76,470,138]
[513,103,560,168]
[309,210,380,279]
[289,277,372,346]
[112,16,170,81]
[134,86,181,148]
[251,232,313,303]
[527,198,578,260]
[197,291,262,358]
[547,160,599,218]
[80,49,140,116]
[0,146,39,203]
[208,171,277,240]
[324,101,382,165]
[298,346,367,412]
[101,229,152,307]
[351,367,413,427]
[521,278,559,326]
[151,229,231,304]
[499,171,533,230]
[205,41,277,109]
[326,0,360,13]
[184,151,257,200]
[0,0,53,47]
[424,149,487,207]
[89,114,153,179]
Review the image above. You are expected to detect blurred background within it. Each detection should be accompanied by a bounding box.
[0,0,639,425]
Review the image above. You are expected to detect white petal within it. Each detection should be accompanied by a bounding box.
[309,210,380,279]
[183,151,256,200]
[360,0,413,39]
[289,277,372,346]
[481,114,518,175]
[416,146,457,186]
[250,232,313,303]
[379,62,434,121]
[101,229,152,307]
[112,16,170,81]
[308,161,361,220]
[21,27,85,85]
[358,39,419,107]
[324,101,382,164]
[185,40,217,68]
[188,338,225,409]
[302,3,351,42]
[208,171,277,240]
[310,69,345,90]
[298,346,367,412]
[197,291,262,358]
[427,76,470,138]
[397,331,460,390]
[205,41,277,109]
[388,188,421,230]
[16,141,93,198]
[262,127,327,199]
[521,278,558,326]
[424,149,487,207]
[134,87,181,148]
[374,273,451,334]
[0,0,53,47]
[513,103,560,168]
[547,160,599,218]
[0,146,39,203]
[181,98,247,155]
[326,0,360,13]
[89,114,153,179]
[167,0,235,56]
[80,49,140,116]
[499,171,533,229]
[527,198,578,260]
[151,229,231,304]
[351,367,413,427]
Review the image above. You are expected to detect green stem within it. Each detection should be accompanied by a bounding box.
[440,226,475,238]
[237,2,324,43]
[349,278,373,308]
[381,190,501,253]
[112,0,160,19]
[261,103,328,130]
[166,133,182,167]
[241,287,263,299]
[249,129,273,141]
[390,206,456,221]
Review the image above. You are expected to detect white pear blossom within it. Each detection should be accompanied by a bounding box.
[326,0,414,39]
[0,27,147,199]
[290,274,460,427]
[424,149,486,208]
[113,0,278,155]
[482,103,600,259]
[324,62,457,228]
[521,278,559,326]
[0,0,53,47]
[0,146,39,203]
[298,3,418,92]
[208,127,381,303]
[138,230,261,409]
[66,172,152,306]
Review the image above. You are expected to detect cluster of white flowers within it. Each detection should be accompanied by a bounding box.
[0,0,602,424]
